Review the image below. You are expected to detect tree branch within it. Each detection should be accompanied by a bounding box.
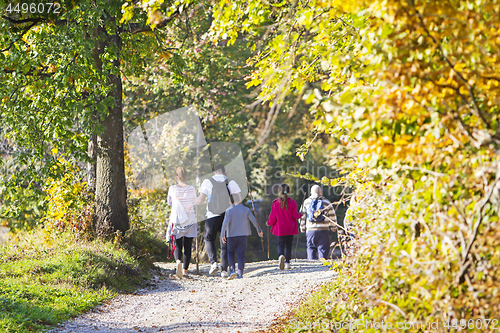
[4,53,77,79]
[3,68,54,78]
[456,175,500,284]
[379,300,407,318]
[1,15,69,26]
[0,21,39,53]
[61,53,78,72]
[1,15,44,24]
[127,10,181,34]
[409,3,491,128]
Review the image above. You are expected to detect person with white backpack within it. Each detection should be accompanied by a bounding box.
[299,185,337,260]
[166,166,198,279]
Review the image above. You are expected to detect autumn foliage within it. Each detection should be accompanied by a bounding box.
[43,161,93,237]
[211,0,500,329]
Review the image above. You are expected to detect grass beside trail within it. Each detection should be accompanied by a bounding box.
[0,229,168,333]
[275,281,336,333]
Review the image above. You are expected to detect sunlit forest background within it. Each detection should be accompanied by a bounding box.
[1,0,499,332]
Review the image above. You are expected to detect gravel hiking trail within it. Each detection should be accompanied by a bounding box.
[50,259,336,333]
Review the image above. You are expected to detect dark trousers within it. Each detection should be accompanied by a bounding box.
[204,214,228,271]
[174,237,193,270]
[306,230,330,260]
[277,235,294,263]
[227,236,247,275]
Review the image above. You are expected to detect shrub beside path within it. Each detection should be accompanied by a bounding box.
[50,259,336,333]
[0,227,8,244]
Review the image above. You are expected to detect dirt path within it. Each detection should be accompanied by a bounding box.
[50,259,336,333]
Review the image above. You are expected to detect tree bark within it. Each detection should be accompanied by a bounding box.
[87,107,97,195]
[94,31,129,236]
[88,110,97,231]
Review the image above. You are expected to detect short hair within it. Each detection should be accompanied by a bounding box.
[214,164,225,173]
[175,166,187,182]
[311,184,322,198]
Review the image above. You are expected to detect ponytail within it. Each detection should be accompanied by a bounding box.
[279,184,290,209]
[175,166,187,183]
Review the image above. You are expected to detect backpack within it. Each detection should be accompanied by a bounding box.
[207,177,234,214]
[169,185,194,228]
[308,197,325,222]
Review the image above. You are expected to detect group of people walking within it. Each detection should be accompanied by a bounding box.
[166,164,338,280]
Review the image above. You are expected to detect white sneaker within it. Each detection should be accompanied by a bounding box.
[176,260,183,279]
[221,271,229,278]
[278,255,285,270]
[284,263,291,270]
[209,262,218,275]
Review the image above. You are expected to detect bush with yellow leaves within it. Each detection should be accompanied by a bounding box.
[42,160,93,237]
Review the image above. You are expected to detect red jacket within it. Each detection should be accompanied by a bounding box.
[267,197,303,236]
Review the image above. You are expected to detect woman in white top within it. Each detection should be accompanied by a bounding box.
[167,166,197,278]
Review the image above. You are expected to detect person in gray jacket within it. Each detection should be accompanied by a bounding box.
[221,200,264,279]
[300,185,337,260]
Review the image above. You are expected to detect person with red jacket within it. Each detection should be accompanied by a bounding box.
[267,184,303,270]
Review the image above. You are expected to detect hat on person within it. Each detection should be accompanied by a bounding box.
[310,185,321,198]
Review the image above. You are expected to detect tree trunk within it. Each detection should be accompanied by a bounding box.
[94,31,129,236]
[88,110,97,231]
[88,131,97,193]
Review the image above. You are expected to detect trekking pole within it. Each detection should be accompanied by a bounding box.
[196,235,199,274]
[246,179,264,252]
[195,134,202,275]
[195,232,200,275]
[294,232,299,263]
[195,204,200,274]
[294,195,307,262]
[267,225,270,259]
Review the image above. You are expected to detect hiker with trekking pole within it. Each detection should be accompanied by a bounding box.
[166,166,198,279]
[246,179,265,253]
[267,184,303,270]
[299,185,338,260]
[195,164,242,277]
